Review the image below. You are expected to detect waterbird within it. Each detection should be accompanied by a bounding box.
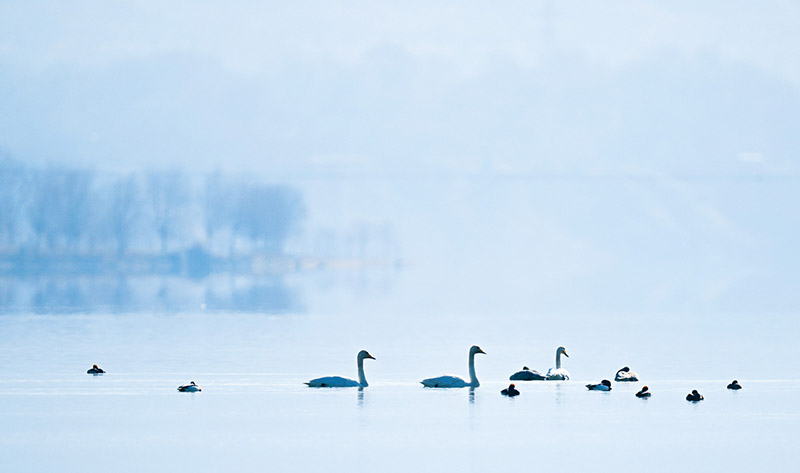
[635,386,651,398]
[586,379,612,391]
[421,345,486,388]
[87,364,105,375]
[510,365,546,381]
[501,384,520,397]
[545,346,571,380]
[305,350,376,388]
[686,390,704,402]
[178,381,201,392]
[727,380,742,390]
[614,366,639,382]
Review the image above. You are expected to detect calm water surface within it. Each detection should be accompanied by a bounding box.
[3,175,800,471]
[1,303,798,472]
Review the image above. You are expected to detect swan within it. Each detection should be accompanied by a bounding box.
[509,365,546,381]
[586,379,612,391]
[306,350,376,388]
[421,345,486,388]
[636,386,651,398]
[545,346,570,380]
[87,364,105,375]
[501,383,520,397]
[686,389,704,402]
[178,381,201,392]
[615,366,639,382]
[727,380,742,390]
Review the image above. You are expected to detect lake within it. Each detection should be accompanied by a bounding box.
[1,283,797,472]
[2,176,799,472]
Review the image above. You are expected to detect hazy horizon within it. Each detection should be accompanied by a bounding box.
[2,4,800,472]
[1,1,799,177]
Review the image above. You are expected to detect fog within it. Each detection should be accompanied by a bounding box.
[2,1,798,174]
[1,1,799,316]
[2,4,800,472]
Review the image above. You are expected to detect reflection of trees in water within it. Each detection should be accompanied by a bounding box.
[0,159,400,315]
[204,278,297,314]
[0,276,300,315]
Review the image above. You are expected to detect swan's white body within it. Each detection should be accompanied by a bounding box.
[306,350,375,388]
[421,345,485,388]
[305,376,361,387]
[178,381,201,392]
[509,367,546,381]
[615,367,639,382]
[545,346,570,380]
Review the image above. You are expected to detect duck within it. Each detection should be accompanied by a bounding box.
[545,346,570,380]
[501,383,520,397]
[586,379,612,391]
[421,345,486,388]
[727,380,742,390]
[614,366,639,382]
[178,381,201,392]
[686,389,704,402]
[635,386,651,398]
[306,350,376,388]
[87,364,105,375]
[509,365,546,381]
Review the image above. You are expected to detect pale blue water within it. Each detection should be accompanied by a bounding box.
[1,306,798,472]
[3,176,800,471]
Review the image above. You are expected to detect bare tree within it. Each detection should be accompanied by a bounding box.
[203,171,234,253]
[109,175,142,255]
[146,171,187,252]
[0,157,25,248]
[58,169,93,251]
[232,184,306,253]
[26,169,61,252]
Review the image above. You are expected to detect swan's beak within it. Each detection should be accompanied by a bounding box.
[478,348,486,354]
[366,353,376,360]
[563,351,569,357]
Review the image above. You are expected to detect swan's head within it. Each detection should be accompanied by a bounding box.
[522,366,529,370]
[732,380,739,384]
[641,386,649,392]
[691,389,699,395]
[357,350,376,361]
[470,345,486,356]
[557,346,569,357]
[601,380,611,387]
[619,366,630,372]
[92,364,99,369]
[190,381,196,385]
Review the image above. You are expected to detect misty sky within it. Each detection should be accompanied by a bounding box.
[1,1,799,175]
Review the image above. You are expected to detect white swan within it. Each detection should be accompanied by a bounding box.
[615,366,639,382]
[545,346,570,380]
[306,350,376,388]
[421,345,485,388]
[178,381,201,392]
[509,365,546,381]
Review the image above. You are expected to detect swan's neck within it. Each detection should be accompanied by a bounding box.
[555,351,562,370]
[357,357,368,387]
[468,352,479,387]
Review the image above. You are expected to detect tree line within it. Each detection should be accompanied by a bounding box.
[0,158,306,259]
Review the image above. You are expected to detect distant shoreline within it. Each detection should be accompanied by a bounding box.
[0,247,403,278]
